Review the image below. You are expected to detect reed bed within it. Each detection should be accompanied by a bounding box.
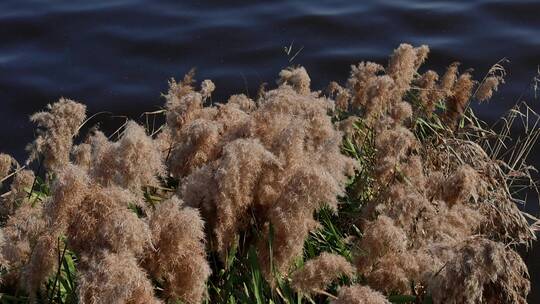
[0,43,538,303]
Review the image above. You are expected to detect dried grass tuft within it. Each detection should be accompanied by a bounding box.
[291,252,355,295]
[0,43,537,304]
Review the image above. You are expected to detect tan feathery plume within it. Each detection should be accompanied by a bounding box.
[291,252,355,295]
[144,196,210,304]
[26,98,86,172]
[332,285,390,304]
[476,76,500,102]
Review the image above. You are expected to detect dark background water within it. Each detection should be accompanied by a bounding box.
[1,0,540,301]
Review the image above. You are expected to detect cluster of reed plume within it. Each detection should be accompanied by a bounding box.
[0,43,537,304]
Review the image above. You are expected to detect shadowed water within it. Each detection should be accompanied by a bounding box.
[1,0,540,300]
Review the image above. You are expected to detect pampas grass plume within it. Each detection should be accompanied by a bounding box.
[332,285,390,304]
[291,252,356,295]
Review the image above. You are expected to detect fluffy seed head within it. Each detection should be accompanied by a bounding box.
[0,153,12,180]
[442,165,479,206]
[444,72,475,128]
[45,164,89,228]
[328,81,351,112]
[417,70,440,114]
[26,98,86,171]
[347,61,385,109]
[72,143,92,171]
[228,94,256,112]
[429,238,529,304]
[278,66,311,95]
[200,79,216,99]
[144,196,210,304]
[355,216,407,272]
[387,44,429,97]
[476,76,500,102]
[213,138,279,253]
[78,251,161,304]
[91,121,165,192]
[291,252,356,294]
[21,234,59,295]
[0,203,45,274]
[1,169,35,218]
[439,62,460,96]
[332,285,390,304]
[67,186,150,256]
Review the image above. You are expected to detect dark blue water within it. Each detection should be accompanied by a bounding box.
[1,0,540,156]
[1,0,540,300]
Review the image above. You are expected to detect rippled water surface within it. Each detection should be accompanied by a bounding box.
[1,0,540,300]
[2,0,540,155]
